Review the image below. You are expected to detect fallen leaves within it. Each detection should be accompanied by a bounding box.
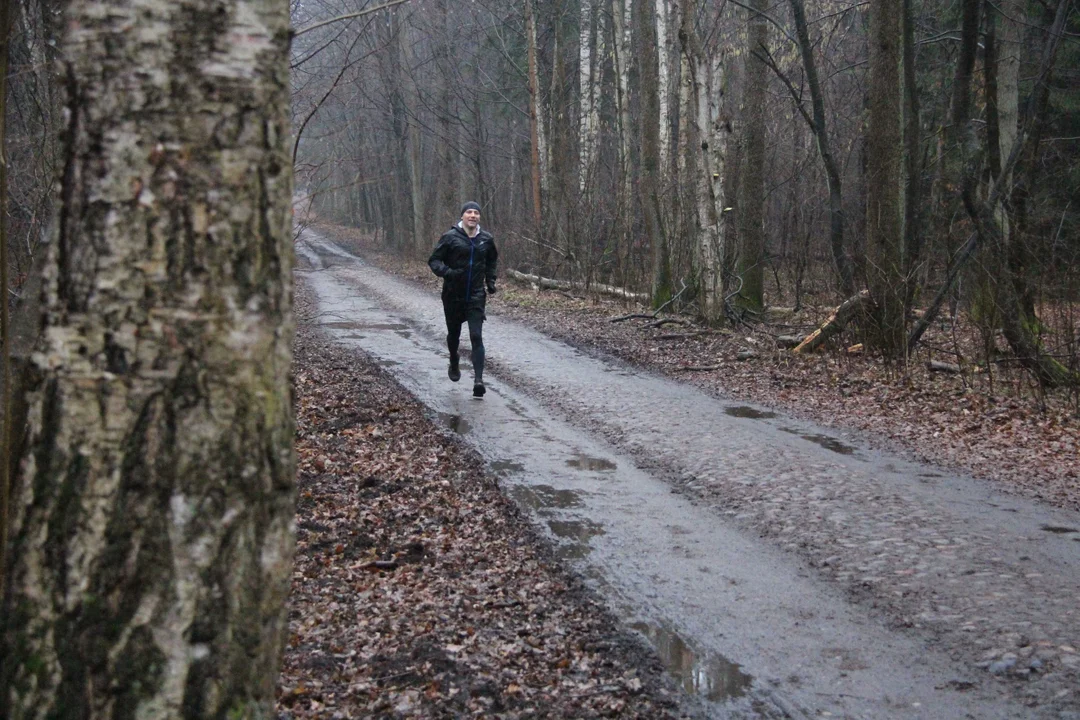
[277,280,684,718]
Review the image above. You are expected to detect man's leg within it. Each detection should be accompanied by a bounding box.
[444,303,463,382]
[467,309,486,396]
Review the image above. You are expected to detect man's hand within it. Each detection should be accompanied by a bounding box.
[486,282,497,295]
[445,268,465,278]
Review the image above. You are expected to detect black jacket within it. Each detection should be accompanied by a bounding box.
[428,225,498,307]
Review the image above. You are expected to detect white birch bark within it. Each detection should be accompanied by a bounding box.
[612,0,634,222]
[1,0,295,716]
[657,0,672,173]
[680,0,725,323]
[578,0,597,194]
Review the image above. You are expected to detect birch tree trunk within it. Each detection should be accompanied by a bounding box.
[578,0,604,196]
[0,0,295,716]
[656,0,672,174]
[680,0,727,324]
[612,0,634,255]
[637,0,671,303]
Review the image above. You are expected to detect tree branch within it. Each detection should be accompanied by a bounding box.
[293,0,412,38]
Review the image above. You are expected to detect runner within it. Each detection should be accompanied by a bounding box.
[427,201,498,397]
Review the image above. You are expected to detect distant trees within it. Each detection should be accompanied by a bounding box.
[287,0,1078,383]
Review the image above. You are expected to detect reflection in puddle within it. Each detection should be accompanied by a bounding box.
[780,427,857,455]
[321,321,411,331]
[437,412,471,434]
[631,621,752,702]
[566,454,617,472]
[509,484,585,511]
[1040,525,1078,535]
[547,519,605,560]
[725,406,777,420]
[492,460,525,475]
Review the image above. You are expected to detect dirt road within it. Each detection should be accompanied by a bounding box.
[298,231,1080,719]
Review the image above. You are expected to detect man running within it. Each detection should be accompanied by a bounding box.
[428,201,498,397]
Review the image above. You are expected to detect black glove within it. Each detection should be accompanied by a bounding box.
[445,268,465,279]
[486,282,497,295]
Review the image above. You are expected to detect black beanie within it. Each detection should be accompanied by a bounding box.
[460,201,481,216]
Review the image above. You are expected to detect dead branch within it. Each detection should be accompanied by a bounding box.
[676,364,723,372]
[927,360,962,374]
[507,269,647,302]
[648,318,691,329]
[792,291,870,353]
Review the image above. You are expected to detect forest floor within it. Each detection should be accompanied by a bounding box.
[277,221,1080,719]
[315,222,1080,513]
[277,280,697,719]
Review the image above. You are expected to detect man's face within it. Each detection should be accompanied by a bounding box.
[462,208,480,229]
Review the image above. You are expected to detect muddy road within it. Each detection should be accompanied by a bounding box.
[297,232,1080,719]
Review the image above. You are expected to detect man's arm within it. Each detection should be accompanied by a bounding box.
[485,238,498,290]
[428,236,455,277]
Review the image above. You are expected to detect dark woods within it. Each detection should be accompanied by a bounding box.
[288,0,1079,386]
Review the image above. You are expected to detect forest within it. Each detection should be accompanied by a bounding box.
[291,0,1079,384]
[0,0,1078,716]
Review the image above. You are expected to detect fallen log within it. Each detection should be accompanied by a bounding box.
[793,291,870,354]
[927,360,962,374]
[776,334,806,349]
[506,269,648,302]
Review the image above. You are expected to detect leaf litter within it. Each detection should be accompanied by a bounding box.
[277,281,693,719]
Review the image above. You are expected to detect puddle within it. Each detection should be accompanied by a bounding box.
[631,620,752,702]
[725,406,777,420]
[547,519,605,559]
[1040,525,1078,535]
[508,484,585,511]
[780,427,857,455]
[492,460,525,475]
[437,412,471,435]
[566,454,617,472]
[321,321,411,331]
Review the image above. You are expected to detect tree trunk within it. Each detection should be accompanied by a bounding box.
[436,0,456,225]
[680,0,727,324]
[866,0,906,354]
[400,22,425,256]
[656,0,672,174]
[788,0,853,297]
[0,0,295,716]
[526,0,543,237]
[578,0,597,195]
[0,0,13,606]
[612,0,634,277]
[739,0,767,310]
[637,0,670,305]
[901,0,924,307]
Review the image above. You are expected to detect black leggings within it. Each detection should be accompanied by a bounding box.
[445,305,485,379]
